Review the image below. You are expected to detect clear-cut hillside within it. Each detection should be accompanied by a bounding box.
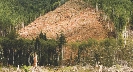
[18,0,114,42]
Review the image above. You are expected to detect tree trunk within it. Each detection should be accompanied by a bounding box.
[96,3,98,12]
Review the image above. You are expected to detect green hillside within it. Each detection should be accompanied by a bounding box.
[0,0,67,31]
[84,0,133,32]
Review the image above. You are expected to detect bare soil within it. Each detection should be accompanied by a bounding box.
[18,0,114,43]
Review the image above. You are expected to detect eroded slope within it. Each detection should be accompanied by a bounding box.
[18,0,114,42]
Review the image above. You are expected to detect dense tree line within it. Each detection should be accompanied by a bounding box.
[0,31,66,66]
[69,38,133,67]
[0,31,133,67]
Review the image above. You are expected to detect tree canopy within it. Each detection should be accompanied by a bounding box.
[84,0,133,32]
[0,0,67,31]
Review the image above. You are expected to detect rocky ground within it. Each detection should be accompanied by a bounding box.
[1,64,133,72]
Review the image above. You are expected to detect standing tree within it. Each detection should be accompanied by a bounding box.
[57,33,66,65]
[39,31,47,41]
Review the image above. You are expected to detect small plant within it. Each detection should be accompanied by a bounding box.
[22,65,31,72]
[116,64,120,70]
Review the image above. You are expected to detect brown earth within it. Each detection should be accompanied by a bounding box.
[18,0,114,43]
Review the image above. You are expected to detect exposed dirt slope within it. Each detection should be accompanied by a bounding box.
[18,0,114,43]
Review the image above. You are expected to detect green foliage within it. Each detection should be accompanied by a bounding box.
[84,0,133,32]
[0,37,3,44]
[0,31,133,67]
[6,30,18,40]
[87,38,98,47]
[0,0,60,25]
[58,33,66,46]
[57,33,66,64]
[39,32,47,40]
[0,32,64,66]
[69,38,133,67]
[69,42,80,50]
[130,14,133,27]
[22,65,31,72]
[0,0,67,35]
